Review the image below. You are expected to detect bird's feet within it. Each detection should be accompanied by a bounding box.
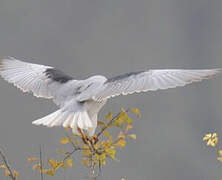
[77,127,99,145]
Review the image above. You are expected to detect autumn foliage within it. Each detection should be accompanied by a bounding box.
[24,108,140,179]
[202,132,222,162]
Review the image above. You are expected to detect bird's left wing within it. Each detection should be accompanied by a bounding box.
[93,69,222,101]
[0,57,74,99]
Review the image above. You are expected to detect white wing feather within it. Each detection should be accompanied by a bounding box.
[0,57,70,99]
[94,69,222,100]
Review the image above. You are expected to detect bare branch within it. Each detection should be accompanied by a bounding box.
[0,147,16,180]
[39,145,44,180]
[63,148,81,162]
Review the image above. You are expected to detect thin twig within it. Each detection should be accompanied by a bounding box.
[89,154,97,180]
[63,148,81,162]
[39,145,44,180]
[65,133,78,149]
[0,148,16,180]
[96,108,130,138]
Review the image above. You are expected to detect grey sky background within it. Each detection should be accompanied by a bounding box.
[0,0,222,179]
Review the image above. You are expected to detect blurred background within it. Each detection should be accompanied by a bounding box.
[0,0,222,179]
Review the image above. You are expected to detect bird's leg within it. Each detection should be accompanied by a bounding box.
[77,127,89,144]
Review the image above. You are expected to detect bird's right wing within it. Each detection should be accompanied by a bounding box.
[0,57,74,99]
[93,69,222,101]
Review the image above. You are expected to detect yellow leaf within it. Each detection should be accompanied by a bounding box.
[212,133,217,138]
[120,109,134,125]
[131,108,141,117]
[82,158,89,167]
[32,163,41,171]
[104,131,111,138]
[0,164,6,169]
[125,125,133,134]
[60,137,70,144]
[128,134,136,140]
[120,110,128,120]
[115,117,124,124]
[101,124,107,131]
[53,162,63,170]
[97,153,106,166]
[218,157,222,162]
[46,169,54,176]
[113,118,124,128]
[204,133,218,147]
[208,139,217,147]
[5,169,10,176]
[75,140,80,146]
[27,157,38,163]
[104,131,113,143]
[13,170,19,178]
[219,150,222,156]
[118,131,125,139]
[106,112,112,121]
[67,158,73,167]
[203,133,212,141]
[93,154,100,162]
[101,159,106,165]
[48,159,57,169]
[57,149,66,156]
[82,147,91,157]
[106,148,116,160]
[98,121,105,125]
[100,153,106,160]
[125,117,133,125]
[99,141,108,148]
[115,139,126,148]
[60,162,66,169]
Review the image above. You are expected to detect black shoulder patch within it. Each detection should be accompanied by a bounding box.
[45,68,73,83]
[106,71,144,83]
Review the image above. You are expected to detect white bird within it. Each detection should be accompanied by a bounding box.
[0,57,221,136]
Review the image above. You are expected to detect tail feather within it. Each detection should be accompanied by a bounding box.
[32,109,95,136]
[62,114,74,127]
[32,110,61,126]
[46,112,62,127]
[50,111,69,127]
[77,111,93,129]
[70,114,78,134]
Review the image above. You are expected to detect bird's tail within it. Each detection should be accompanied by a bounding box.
[32,109,94,136]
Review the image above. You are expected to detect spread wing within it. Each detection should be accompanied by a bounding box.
[0,57,73,99]
[94,69,222,101]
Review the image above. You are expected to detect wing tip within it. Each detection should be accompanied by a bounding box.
[214,68,222,74]
[1,56,16,63]
[0,56,18,70]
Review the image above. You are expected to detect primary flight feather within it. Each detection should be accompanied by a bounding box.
[0,57,221,136]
